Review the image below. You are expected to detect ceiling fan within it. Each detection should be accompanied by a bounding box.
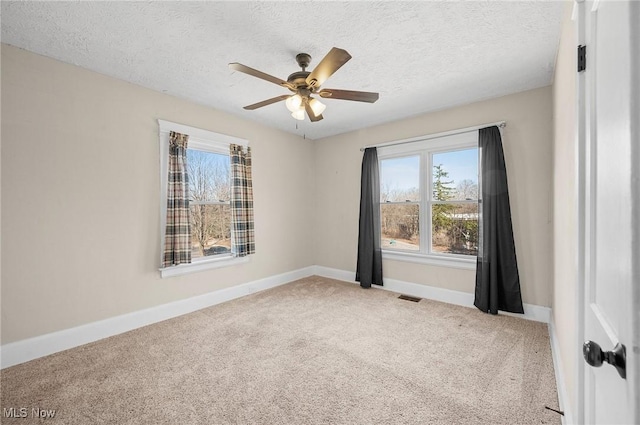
[229,47,379,122]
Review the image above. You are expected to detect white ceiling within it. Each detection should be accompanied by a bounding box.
[1,1,565,140]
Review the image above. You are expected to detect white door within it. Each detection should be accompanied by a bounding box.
[581,0,638,424]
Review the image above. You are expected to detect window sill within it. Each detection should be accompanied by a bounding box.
[381,250,476,270]
[159,255,250,278]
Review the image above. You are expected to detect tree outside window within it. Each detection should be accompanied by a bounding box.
[187,149,232,259]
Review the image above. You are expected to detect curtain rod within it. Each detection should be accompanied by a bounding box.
[359,121,506,152]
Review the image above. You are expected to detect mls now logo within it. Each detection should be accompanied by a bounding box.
[3,407,56,419]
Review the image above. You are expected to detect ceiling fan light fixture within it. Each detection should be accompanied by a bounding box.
[291,109,305,120]
[231,47,378,124]
[285,94,303,112]
[308,97,326,116]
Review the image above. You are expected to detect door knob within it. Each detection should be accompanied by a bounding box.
[582,340,626,379]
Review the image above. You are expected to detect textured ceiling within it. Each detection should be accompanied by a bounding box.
[1,1,565,140]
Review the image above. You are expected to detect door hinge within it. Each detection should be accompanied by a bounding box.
[577,45,586,72]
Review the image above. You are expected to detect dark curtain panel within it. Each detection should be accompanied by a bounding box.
[474,126,524,314]
[356,148,383,288]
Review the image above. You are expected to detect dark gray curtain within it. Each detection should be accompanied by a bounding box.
[474,126,524,314]
[356,148,383,288]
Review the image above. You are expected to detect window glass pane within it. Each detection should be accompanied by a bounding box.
[431,203,478,255]
[380,156,420,202]
[381,204,419,251]
[190,204,231,259]
[432,148,478,201]
[187,149,230,202]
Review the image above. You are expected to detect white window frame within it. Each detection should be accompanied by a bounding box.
[158,119,250,278]
[378,131,479,270]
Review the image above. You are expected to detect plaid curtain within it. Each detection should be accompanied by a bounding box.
[230,144,255,256]
[163,131,191,267]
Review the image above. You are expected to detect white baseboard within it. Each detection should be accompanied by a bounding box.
[548,316,573,424]
[0,266,315,369]
[312,265,551,323]
[0,264,552,369]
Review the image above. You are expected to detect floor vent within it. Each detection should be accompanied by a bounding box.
[398,294,421,302]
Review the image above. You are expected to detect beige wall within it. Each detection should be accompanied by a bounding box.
[0,45,315,344]
[314,86,554,307]
[552,2,578,417]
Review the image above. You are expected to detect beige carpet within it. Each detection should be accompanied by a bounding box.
[1,276,561,424]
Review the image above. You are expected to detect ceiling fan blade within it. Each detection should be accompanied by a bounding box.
[306,47,352,89]
[229,63,293,90]
[304,101,324,122]
[318,89,379,103]
[243,94,291,110]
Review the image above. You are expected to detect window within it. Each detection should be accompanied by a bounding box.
[158,120,249,277]
[380,155,421,251]
[378,131,479,268]
[187,148,231,260]
[430,149,479,256]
